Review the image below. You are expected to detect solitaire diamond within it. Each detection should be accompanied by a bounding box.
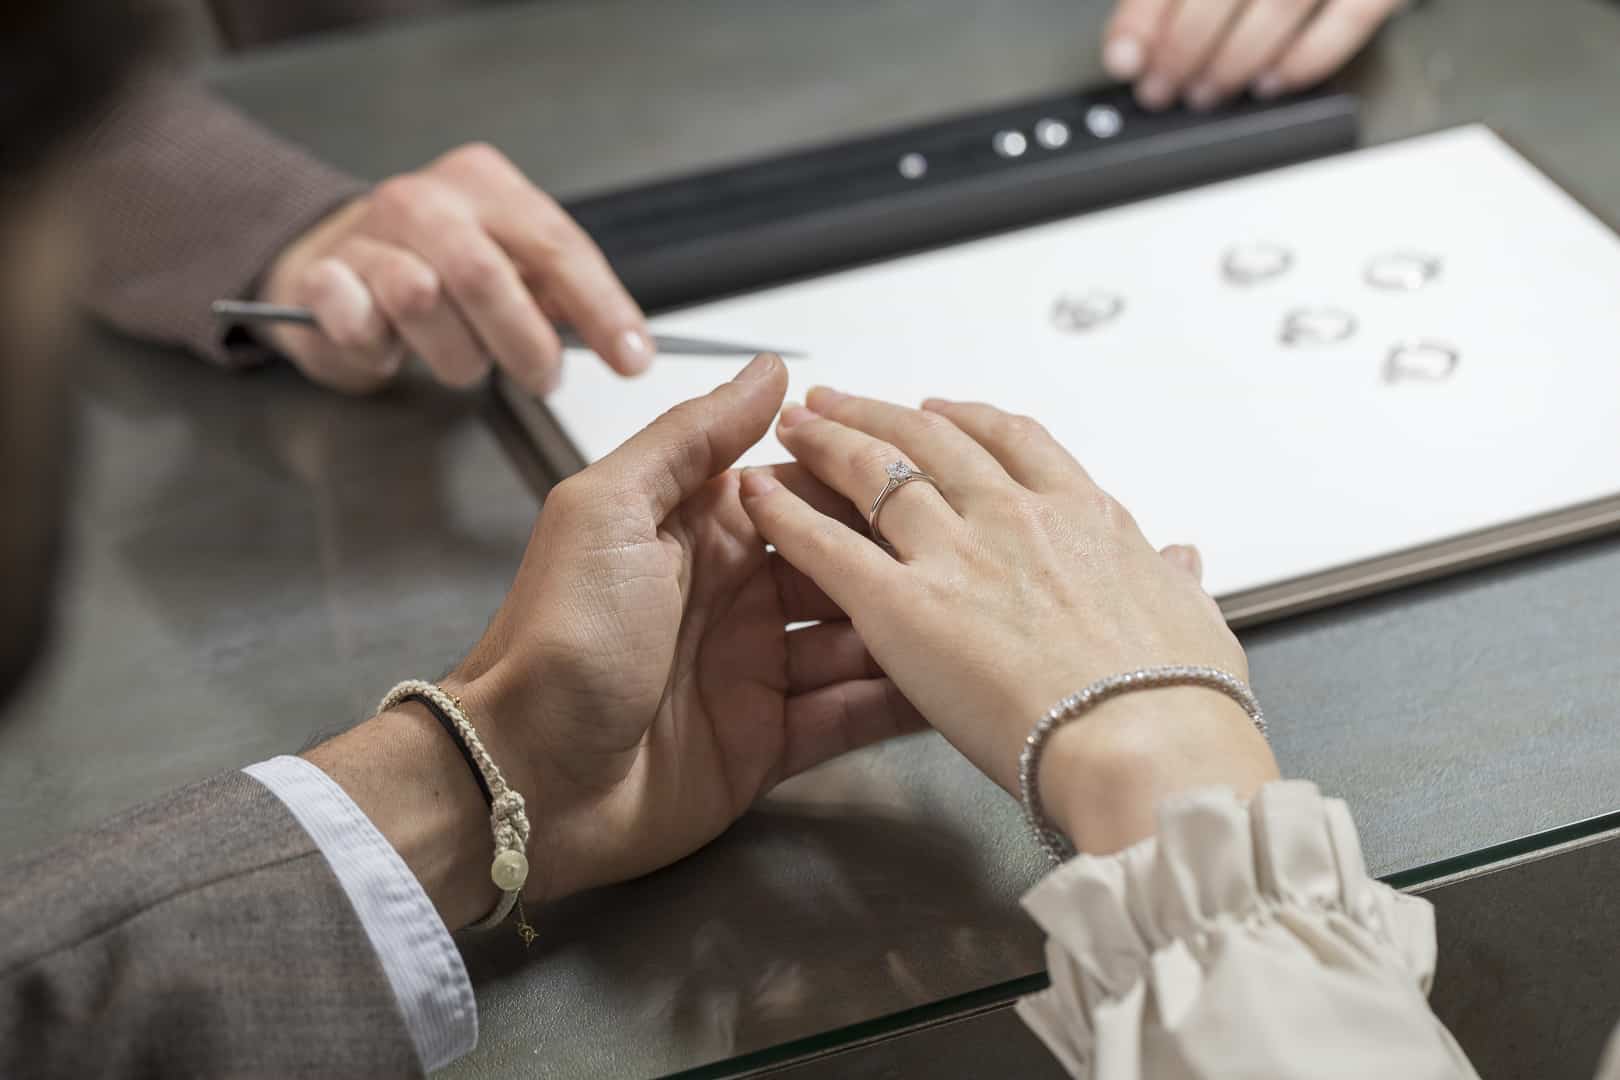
[886,461,914,482]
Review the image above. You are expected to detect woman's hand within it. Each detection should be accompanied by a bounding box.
[1101,0,1404,112]
[440,356,922,916]
[739,389,1277,853]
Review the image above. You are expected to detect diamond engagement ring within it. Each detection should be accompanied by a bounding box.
[868,461,940,548]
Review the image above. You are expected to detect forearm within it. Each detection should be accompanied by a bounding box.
[74,75,365,364]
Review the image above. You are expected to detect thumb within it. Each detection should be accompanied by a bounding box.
[595,353,788,521]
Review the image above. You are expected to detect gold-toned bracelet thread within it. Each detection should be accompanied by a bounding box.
[379,679,536,944]
[1017,665,1267,865]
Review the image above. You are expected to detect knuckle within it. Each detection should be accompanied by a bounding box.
[908,409,954,437]
[652,399,718,480]
[1001,413,1048,446]
[324,320,370,351]
[803,516,844,560]
[370,175,439,226]
[524,227,570,269]
[439,246,506,302]
[1004,491,1048,527]
[295,262,344,309]
[1090,489,1136,534]
[850,440,899,477]
[440,141,511,177]
[544,474,593,517]
[377,264,440,319]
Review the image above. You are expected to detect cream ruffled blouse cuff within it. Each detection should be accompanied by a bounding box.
[1016,780,1481,1079]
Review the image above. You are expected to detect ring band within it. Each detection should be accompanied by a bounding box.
[868,460,940,548]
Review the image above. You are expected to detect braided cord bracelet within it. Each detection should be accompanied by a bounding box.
[1018,665,1268,865]
[379,679,536,943]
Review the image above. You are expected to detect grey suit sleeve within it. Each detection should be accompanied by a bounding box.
[0,771,422,1078]
[75,76,367,367]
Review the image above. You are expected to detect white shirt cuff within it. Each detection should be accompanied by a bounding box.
[245,755,478,1071]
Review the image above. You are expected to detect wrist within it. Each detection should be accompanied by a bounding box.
[1037,687,1280,855]
[305,703,495,930]
[440,663,581,906]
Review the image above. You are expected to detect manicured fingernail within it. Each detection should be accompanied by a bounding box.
[1104,37,1144,80]
[1183,545,1204,581]
[738,468,779,498]
[806,386,846,412]
[1186,82,1220,112]
[618,329,654,373]
[921,398,949,412]
[734,353,778,382]
[778,404,815,428]
[1252,72,1285,100]
[1136,75,1175,111]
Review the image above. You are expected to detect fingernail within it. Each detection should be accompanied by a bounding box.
[806,386,846,412]
[1252,72,1285,100]
[921,398,949,412]
[1184,545,1204,581]
[738,468,779,499]
[734,353,778,382]
[1104,37,1144,80]
[619,329,655,373]
[1186,82,1220,112]
[1136,75,1174,111]
[778,404,815,429]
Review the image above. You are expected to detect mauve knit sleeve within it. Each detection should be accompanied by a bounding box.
[74,76,367,366]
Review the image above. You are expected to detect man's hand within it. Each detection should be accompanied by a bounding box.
[432,353,923,915]
[257,142,652,396]
[1102,0,1404,112]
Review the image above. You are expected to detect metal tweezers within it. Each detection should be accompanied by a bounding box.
[211,300,804,358]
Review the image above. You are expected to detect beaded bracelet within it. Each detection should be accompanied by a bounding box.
[379,679,536,942]
[1018,665,1268,865]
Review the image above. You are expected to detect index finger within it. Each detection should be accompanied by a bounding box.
[738,467,901,620]
[432,143,654,376]
[589,353,787,524]
[488,190,653,377]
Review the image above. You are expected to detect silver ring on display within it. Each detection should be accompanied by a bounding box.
[1279,306,1358,346]
[868,461,941,549]
[1051,290,1125,333]
[1365,250,1444,291]
[1383,339,1461,384]
[1222,242,1294,285]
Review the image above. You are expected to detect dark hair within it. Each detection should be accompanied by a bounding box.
[0,2,157,181]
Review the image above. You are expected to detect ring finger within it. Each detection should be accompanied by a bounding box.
[775,403,959,559]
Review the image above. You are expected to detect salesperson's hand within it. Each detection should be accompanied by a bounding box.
[1101,0,1404,112]
[257,142,653,396]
